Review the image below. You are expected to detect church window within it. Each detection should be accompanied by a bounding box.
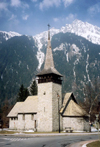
[31,114,34,120]
[23,114,25,120]
[14,117,17,120]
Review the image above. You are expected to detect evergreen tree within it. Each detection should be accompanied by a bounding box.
[24,88,30,99]
[17,84,29,102]
[30,80,37,95]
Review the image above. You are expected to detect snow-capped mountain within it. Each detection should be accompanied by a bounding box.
[34,19,100,50]
[61,19,100,45]
[0,31,21,43]
[33,28,59,50]
[0,19,100,104]
[33,20,100,70]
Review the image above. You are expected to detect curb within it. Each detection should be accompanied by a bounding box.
[82,140,98,147]
[67,140,97,147]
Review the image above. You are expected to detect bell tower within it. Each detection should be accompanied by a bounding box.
[37,25,63,132]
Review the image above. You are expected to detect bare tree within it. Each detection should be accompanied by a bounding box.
[81,77,100,122]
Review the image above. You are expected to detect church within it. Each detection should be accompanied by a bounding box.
[7,26,89,132]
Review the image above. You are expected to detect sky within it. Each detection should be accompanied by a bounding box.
[0,0,100,36]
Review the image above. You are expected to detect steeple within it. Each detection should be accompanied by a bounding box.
[44,24,54,69]
[37,25,62,84]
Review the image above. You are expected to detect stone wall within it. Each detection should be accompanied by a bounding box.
[9,114,37,130]
[52,83,63,131]
[63,117,89,131]
[9,118,18,130]
[37,82,62,132]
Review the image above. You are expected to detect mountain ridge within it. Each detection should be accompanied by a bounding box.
[0,20,100,104]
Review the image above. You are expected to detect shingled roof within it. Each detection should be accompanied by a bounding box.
[37,67,62,76]
[19,96,38,113]
[7,96,38,117]
[60,93,87,116]
[7,102,23,117]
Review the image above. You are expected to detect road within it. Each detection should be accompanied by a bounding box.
[0,134,98,147]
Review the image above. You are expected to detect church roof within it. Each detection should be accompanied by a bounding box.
[37,67,62,77]
[19,96,38,113]
[7,96,38,117]
[7,102,23,117]
[60,92,87,116]
[37,25,62,77]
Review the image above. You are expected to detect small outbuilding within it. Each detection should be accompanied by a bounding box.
[60,93,89,132]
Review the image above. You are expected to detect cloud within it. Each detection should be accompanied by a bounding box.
[39,0,74,10]
[9,14,16,20]
[66,13,77,22]
[23,3,29,9]
[39,0,61,10]
[11,0,21,7]
[11,0,29,9]
[53,18,59,22]
[22,15,29,20]
[0,2,8,11]
[88,3,100,16]
[62,0,74,7]
[31,0,37,2]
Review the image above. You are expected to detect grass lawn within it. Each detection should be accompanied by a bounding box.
[0,130,17,134]
[0,130,63,134]
[87,141,100,147]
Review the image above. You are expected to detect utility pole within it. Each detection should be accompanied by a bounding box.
[57,93,60,133]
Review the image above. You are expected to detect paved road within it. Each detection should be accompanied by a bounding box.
[0,134,98,147]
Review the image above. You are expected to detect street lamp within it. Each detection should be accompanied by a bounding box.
[57,93,60,133]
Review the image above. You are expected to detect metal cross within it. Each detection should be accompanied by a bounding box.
[48,24,50,30]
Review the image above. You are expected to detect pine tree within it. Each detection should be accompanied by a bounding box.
[17,84,29,102]
[30,80,37,95]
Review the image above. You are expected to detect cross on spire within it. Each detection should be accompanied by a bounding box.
[48,24,50,30]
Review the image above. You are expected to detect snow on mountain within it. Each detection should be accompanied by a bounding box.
[1,20,100,70]
[0,31,22,41]
[34,20,100,51]
[61,19,100,45]
[33,20,100,70]
[33,28,59,50]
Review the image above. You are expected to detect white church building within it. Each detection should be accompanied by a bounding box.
[7,26,89,132]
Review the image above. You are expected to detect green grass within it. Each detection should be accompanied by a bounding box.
[0,130,20,134]
[24,131,63,134]
[0,130,64,134]
[87,141,100,147]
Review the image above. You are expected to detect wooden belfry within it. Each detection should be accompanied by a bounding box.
[37,25,62,84]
